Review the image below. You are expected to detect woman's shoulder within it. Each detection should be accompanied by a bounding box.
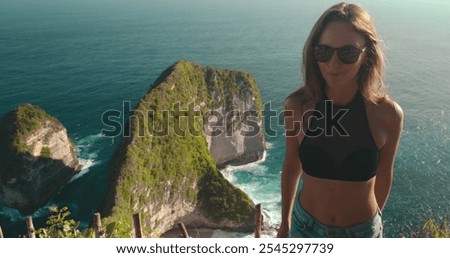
[284,90,300,109]
[371,95,404,125]
[284,88,311,135]
[284,88,310,112]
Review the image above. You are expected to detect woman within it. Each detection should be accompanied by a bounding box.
[278,3,403,238]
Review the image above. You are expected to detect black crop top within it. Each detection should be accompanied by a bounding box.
[298,92,380,182]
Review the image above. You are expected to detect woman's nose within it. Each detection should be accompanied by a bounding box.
[327,52,342,68]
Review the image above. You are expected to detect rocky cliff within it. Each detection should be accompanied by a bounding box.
[203,63,265,168]
[101,60,265,236]
[0,104,81,214]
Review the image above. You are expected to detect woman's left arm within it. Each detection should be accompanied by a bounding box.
[375,101,404,211]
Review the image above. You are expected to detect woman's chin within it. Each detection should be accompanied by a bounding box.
[324,77,356,90]
[325,80,344,89]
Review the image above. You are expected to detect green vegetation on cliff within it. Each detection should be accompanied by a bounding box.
[104,61,262,235]
[0,103,80,214]
[0,104,61,180]
[1,104,60,153]
[21,205,450,238]
[402,219,450,238]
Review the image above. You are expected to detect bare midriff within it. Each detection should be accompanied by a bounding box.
[298,173,379,227]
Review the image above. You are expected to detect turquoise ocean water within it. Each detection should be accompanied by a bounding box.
[0,0,449,237]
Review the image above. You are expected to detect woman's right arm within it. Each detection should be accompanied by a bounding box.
[277,97,303,238]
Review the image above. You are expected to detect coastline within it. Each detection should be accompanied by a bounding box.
[159,149,279,239]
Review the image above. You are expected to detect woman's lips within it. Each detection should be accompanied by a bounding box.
[327,72,343,76]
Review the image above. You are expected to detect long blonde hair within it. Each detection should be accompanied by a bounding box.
[298,2,386,107]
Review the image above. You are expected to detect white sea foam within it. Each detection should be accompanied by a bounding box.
[265,141,274,149]
[219,150,281,235]
[220,150,268,183]
[221,150,268,174]
[68,134,103,183]
[69,157,96,183]
[75,133,103,148]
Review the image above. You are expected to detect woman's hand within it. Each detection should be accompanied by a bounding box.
[277,221,290,238]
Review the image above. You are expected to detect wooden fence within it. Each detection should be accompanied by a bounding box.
[0,203,264,238]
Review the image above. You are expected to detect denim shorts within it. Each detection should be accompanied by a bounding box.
[289,200,383,238]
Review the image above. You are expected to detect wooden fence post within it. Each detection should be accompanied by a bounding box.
[133,213,143,238]
[26,216,36,238]
[93,213,105,238]
[178,222,189,238]
[255,204,262,238]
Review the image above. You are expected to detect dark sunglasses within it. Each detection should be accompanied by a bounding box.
[313,44,366,64]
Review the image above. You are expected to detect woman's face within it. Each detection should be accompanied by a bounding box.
[317,21,366,90]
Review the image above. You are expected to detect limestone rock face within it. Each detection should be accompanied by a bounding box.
[0,104,81,214]
[203,67,265,168]
[102,61,265,236]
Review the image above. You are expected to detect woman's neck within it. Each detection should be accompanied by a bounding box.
[325,84,359,106]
